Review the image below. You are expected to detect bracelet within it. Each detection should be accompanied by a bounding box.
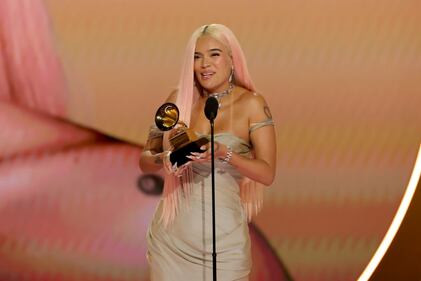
[221,146,233,164]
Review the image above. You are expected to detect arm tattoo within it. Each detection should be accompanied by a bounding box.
[154,155,163,165]
[145,139,153,151]
[264,106,272,119]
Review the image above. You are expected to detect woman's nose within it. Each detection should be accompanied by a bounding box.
[201,56,210,68]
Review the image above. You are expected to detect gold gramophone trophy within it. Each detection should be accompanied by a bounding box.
[155,103,209,167]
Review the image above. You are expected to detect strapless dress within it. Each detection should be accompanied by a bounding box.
[147,132,252,281]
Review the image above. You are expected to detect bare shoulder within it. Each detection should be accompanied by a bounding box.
[238,91,267,106]
[237,90,272,121]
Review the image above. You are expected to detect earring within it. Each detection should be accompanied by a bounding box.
[229,66,234,83]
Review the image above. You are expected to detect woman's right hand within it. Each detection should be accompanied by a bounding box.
[161,150,191,177]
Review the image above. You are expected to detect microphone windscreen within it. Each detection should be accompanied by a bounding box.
[204,97,219,121]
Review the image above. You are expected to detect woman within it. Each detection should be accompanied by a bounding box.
[139,24,276,281]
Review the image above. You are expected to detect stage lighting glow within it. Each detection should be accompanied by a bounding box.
[357,144,421,281]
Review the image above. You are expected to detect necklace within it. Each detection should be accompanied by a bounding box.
[206,83,234,108]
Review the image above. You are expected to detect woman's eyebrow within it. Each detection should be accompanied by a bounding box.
[194,48,223,55]
[208,48,222,52]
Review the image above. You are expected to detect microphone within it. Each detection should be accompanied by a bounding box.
[204,97,219,121]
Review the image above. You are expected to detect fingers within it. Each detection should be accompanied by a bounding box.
[163,158,182,175]
[162,150,192,176]
[200,145,208,151]
[186,142,222,162]
[173,162,191,177]
[198,142,222,154]
[187,152,204,161]
[187,150,211,162]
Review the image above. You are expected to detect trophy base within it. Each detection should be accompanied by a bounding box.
[170,137,209,167]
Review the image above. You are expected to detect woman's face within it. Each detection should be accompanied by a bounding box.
[194,35,232,94]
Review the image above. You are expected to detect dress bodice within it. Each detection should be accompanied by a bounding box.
[191,132,252,182]
[198,132,251,154]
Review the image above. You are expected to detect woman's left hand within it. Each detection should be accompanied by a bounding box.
[186,142,226,162]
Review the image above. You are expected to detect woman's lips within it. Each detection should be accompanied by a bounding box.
[0,101,100,160]
[0,100,159,275]
[200,71,215,80]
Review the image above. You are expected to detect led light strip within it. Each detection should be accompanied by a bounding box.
[358,144,421,281]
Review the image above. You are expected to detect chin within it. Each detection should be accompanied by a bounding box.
[199,84,214,93]
[200,84,220,94]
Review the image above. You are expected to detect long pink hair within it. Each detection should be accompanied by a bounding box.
[160,24,263,226]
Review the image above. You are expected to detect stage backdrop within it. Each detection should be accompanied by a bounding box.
[0,0,420,281]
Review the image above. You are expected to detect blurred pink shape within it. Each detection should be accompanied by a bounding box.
[0,0,66,117]
[0,101,99,160]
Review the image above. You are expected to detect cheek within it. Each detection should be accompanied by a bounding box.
[216,62,231,76]
[193,61,201,75]
[215,57,231,72]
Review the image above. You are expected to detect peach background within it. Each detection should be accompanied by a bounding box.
[1,0,420,280]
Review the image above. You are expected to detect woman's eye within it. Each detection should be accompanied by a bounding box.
[211,53,220,57]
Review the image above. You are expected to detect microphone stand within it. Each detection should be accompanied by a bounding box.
[210,115,217,281]
[204,96,219,281]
